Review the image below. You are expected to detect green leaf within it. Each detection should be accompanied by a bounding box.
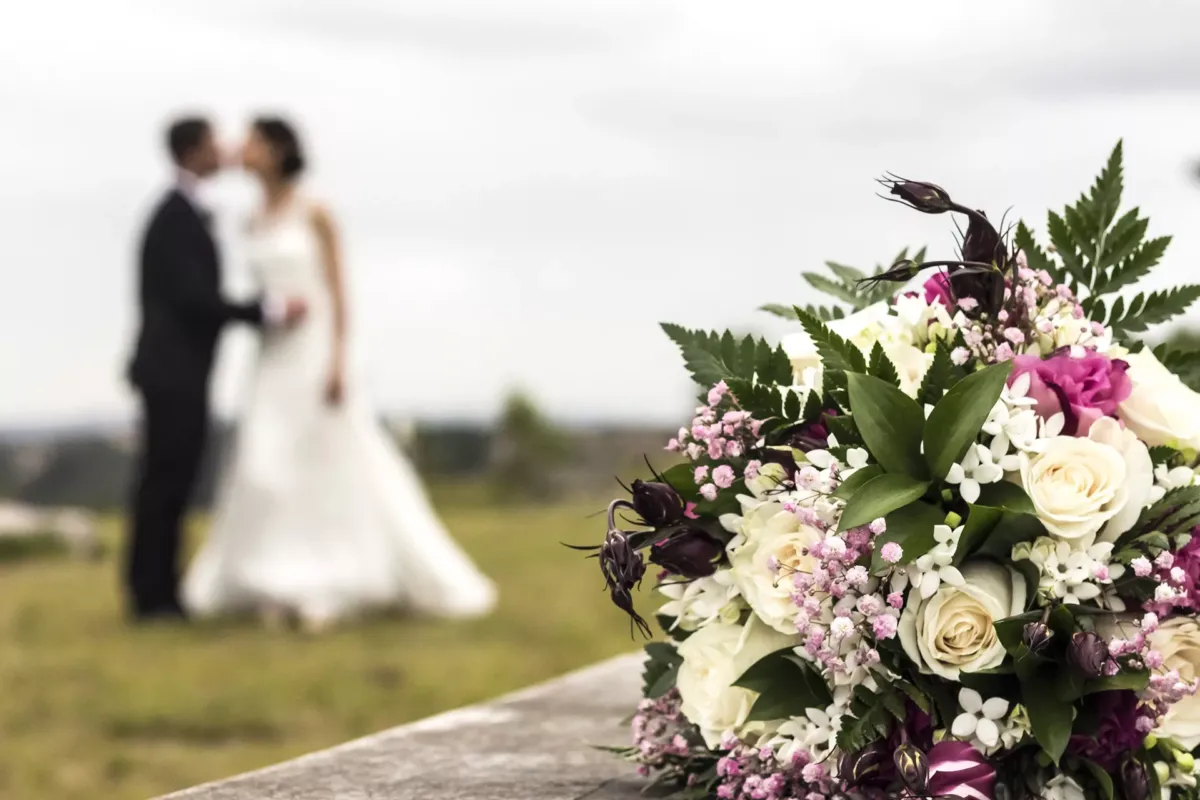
[803,272,861,306]
[1102,285,1200,339]
[642,642,683,698]
[783,389,802,421]
[867,341,901,387]
[975,482,1036,515]
[953,504,1002,565]
[870,501,943,572]
[1153,344,1200,393]
[838,474,930,532]
[973,511,1044,560]
[832,465,884,501]
[917,339,954,407]
[1085,668,1149,695]
[736,649,832,722]
[1022,665,1074,764]
[1077,757,1116,800]
[923,361,1014,480]
[1048,210,1088,289]
[846,373,927,478]
[793,307,867,375]
[824,412,863,446]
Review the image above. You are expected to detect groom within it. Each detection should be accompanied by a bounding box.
[125,116,306,622]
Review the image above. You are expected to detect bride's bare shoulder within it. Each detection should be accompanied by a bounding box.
[304,199,339,237]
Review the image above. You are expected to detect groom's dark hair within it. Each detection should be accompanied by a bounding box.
[166,117,211,166]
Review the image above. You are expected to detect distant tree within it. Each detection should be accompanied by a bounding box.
[489,391,570,503]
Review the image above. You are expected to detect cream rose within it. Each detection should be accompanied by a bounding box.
[1019,430,1129,547]
[898,560,1027,680]
[1088,417,1153,543]
[1148,617,1200,749]
[884,341,934,397]
[1119,348,1200,450]
[675,616,800,748]
[727,500,824,634]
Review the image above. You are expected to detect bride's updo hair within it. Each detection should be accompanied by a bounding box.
[253,116,306,179]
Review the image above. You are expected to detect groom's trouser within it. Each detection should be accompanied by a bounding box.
[126,387,209,615]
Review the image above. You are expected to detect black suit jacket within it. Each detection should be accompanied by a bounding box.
[129,189,263,393]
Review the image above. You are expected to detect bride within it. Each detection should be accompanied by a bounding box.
[182,117,497,630]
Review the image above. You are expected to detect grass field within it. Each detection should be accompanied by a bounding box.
[0,488,647,799]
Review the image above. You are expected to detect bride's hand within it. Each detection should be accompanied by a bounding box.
[324,367,345,407]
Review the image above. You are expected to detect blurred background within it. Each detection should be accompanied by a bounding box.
[3,1,1200,797]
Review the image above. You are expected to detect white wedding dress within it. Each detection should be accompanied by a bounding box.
[182,199,497,623]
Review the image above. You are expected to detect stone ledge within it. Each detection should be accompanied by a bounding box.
[158,653,647,800]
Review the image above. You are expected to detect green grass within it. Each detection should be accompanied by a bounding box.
[0,489,645,800]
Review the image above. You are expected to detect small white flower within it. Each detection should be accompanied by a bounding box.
[1041,774,1086,800]
[945,443,1004,503]
[950,687,1009,749]
[906,525,964,599]
[771,704,842,763]
[845,447,869,470]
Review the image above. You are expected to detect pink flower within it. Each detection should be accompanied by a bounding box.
[707,380,728,406]
[712,465,736,489]
[694,466,709,485]
[744,460,762,481]
[926,741,996,799]
[1009,350,1132,436]
[699,483,718,501]
[880,541,903,564]
[871,614,897,640]
[923,271,955,307]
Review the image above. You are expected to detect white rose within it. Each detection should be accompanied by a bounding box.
[675,616,799,748]
[1148,617,1200,749]
[1019,430,1129,547]
[728,500,824,634]
[898,560,1027,680]
[782,302,890,380]
[1088,417,1153,543]
[1119,348,1200,450]
[1042,774,1086,800]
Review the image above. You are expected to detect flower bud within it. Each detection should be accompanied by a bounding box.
[893,742,929,795]
[649,528,724,579]
[630,479,686,528]
[882,177,954,214]
[1022,621,1054,654]
[1176,751,1196,772]
[1067,631,1109,678]
[1121,759,1151,800]
[839,741,890,788]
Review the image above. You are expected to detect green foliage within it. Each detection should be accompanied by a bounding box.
[643,642,683,698]
[661,325,792,389]
[846,373,927,477]
[835,683,907,753]
[735,648,832,721]
[1154,341,1200,393]
[916,339,960,407]
[869,501,943,573]
[923,361,1014,481]
[838,474,930,532]
[761,248,926,320]
[1018,141,1199,343]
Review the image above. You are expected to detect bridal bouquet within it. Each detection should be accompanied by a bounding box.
[574,143,1200,799]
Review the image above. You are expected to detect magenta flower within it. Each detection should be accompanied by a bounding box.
[1067,691,1151,771]
[1009,350,1132,436]
[925,741,996,799]
[923,271,955,307]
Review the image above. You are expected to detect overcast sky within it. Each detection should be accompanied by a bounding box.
[3,0,1200,428]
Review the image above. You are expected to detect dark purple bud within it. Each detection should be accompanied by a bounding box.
[857,259,922,292]
[649,528,724,579]
[839,741,890,789]
[1121,759,1151,800]
[1067,631,1110,678]
[880,176,954,214]
[959,209,1004,267]
[598,527,651,638]
[1022,621,1054,654]
[893,742,929,795]
[630,479,686,528]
